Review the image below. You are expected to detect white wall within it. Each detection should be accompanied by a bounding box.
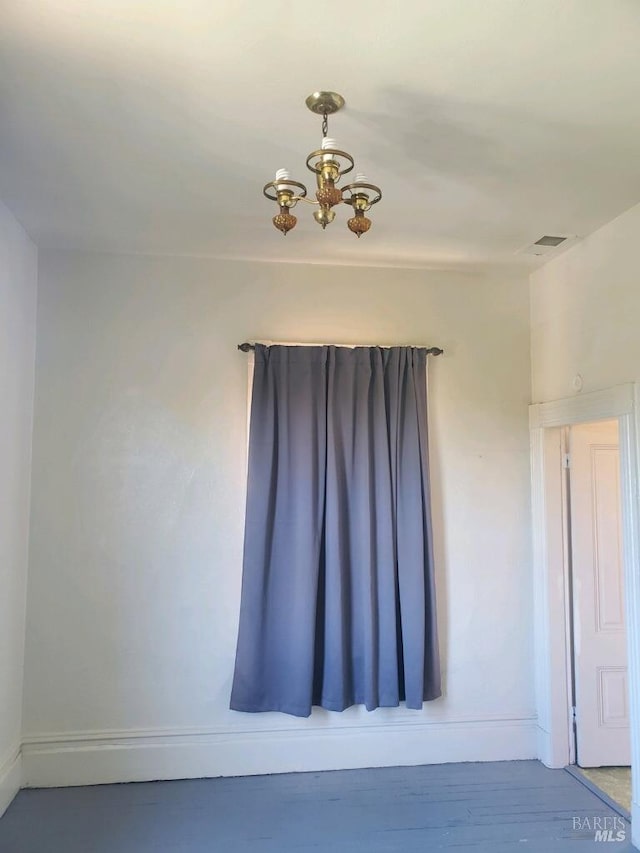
[531,201,640,403]
[22,250,535,787]
[0,202,37,815]
[530,200,640,841]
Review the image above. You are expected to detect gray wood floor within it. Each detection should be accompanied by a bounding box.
[0,760,633,852]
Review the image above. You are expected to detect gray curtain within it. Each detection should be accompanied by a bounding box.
[230,345,440,717]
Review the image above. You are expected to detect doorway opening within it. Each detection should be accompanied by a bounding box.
[564,419,631,815]
[529,383,640,847]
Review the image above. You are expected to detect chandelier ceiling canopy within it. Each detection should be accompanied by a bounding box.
[263,92,382,238]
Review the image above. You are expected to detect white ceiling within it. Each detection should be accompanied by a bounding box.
[2,0,640,270]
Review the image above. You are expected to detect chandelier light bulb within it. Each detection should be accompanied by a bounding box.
[321,138,339,163]
[275,168,292,188]
[355,172,369,184]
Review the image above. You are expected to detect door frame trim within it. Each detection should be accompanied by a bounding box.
[530,383,640,843]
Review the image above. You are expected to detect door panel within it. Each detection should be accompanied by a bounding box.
[570,419,630,767]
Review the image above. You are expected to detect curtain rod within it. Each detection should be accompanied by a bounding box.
[237,342,444,356]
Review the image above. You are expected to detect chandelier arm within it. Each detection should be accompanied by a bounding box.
[341,182,382,206]
[293,196,321,206]
[263,180,308,202]
[348,201,373,212]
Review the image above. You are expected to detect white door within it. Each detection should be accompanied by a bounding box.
[570,419,630,767]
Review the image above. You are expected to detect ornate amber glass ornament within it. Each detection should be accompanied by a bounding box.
[347,211,372,237]
[315,184,343,208]
[273,212,297,235]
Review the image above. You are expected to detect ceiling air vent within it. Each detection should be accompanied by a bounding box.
[534,235,567,247]
[517,234,576,257]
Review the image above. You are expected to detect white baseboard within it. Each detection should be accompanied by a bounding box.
[536,724,557,769]
[536,724,550,767]
[21,715,537,789]
[0,748,22,818]
[535,722,571,769]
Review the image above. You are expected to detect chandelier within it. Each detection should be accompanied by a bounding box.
[263,91,382,238]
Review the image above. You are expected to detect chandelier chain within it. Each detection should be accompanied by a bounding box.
[322,112,328,138]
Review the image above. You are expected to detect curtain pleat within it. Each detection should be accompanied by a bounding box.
[230,345,440,717]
